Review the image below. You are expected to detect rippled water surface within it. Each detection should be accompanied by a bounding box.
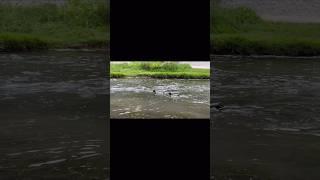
[212,56,320,179]
[111,78,210,119]
[0,52,109,179]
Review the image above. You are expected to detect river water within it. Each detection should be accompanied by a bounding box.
[0,51,109,179]
[111,78,210,119]
[212,56,320,179]
[4,52,320,179]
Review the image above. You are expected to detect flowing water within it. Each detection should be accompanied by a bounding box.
[212,56,320,179]
[111,78,210,119]
[0,51,109,179]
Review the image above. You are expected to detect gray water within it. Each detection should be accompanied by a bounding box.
[0,52,109,179]
[111,78,210,119]
[212,56,320,179]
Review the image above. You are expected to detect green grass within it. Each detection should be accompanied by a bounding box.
[211,1,320,56]
[110,62,210,79]
[0,0,109,51]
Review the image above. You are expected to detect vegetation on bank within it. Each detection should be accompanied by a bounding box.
[110,62,210,79]
[0,0,109,51]
[211,1,320,56]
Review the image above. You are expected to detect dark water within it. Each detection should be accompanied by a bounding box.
[111,78,210,119]
[212,56,320,180]
[0,52,109,179]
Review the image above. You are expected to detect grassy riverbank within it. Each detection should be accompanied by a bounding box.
[110,62,210,79]
[211,2,320,56]
[0,0,108,51]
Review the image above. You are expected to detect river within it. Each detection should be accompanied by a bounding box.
[111,78,210,119]
[0,51,109,179]
[4,52,319,179]
[212,55,320,179]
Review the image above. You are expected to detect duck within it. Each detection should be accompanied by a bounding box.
[153,89,156,95]
[167,91,181,97]
[211,103,224,111]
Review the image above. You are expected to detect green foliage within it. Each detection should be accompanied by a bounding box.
[0,0,109,51]
[212,5,262,34]
[138,62,192,72]
[212,34,320,56]
[0,0,108,32]
[110,62,209,79]
[62,0,109,28]
[139,62,163,71]
[211,3,320,56]
[0,33,48,51]
[110,73,126,78]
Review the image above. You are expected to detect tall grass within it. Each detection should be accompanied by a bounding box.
[0,0,109,51]
[110,62,209,79]
[111,62,192,72]
[212,6,262,34]
[138,62,192,71]
[211,1,320,56]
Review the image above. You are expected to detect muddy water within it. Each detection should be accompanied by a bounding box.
[212,56,320,179]
[0,52,109,179]
[111,78,210,119]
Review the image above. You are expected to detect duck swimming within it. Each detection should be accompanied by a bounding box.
[167,91,181,97]
[211,103,224,111]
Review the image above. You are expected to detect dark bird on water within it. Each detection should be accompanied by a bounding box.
[211,103,224,111]
[153,90,156,95]
[168,92,172,96]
